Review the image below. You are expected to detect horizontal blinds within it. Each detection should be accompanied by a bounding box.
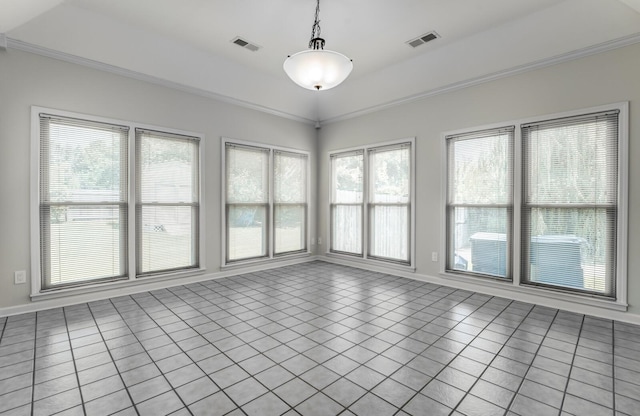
[446,127,514,279]
[330,150,364,255]
[331,150,364,204]
[225,144,270,204]
[274,151,308,255]
[136,129,199,275]
[225,143,269,262]
[522,111,618,297]
[368,144,411,263]
[40,114,129,289]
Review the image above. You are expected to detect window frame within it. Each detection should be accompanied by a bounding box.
[221,138,311,267]
[328,138,416,269]
[444,127,515,281]
[440,102,629,310]
[30,106,205,297]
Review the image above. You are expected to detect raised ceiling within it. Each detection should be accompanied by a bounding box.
[3,0,640,123]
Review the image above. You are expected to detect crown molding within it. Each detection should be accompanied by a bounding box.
[7,32,640,127]
[321,32,640,125]
[6,38,316,126]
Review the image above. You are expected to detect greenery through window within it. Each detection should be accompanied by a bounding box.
[224,142,308,263]
[330,141,413,265]
[38,112,201,291]
[445,108,623,300]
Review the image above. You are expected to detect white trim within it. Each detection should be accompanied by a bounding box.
[440,102,629,310]
[30,106,205,298]
[322,33,640,125]
[2,256,320,318]
[221,137,312,267]
[10,34,640,126]
[318,257,640,326]
[327,137,416,268]
[8,39,315,126]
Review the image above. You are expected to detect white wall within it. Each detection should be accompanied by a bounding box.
[0,48,317,311]
[317,42,640,319]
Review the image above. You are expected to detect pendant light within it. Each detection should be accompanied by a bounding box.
[283,0,353,91]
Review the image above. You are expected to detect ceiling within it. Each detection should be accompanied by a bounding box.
[2,0,640,124]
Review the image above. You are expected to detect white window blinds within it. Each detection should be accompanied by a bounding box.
[330,151,364,255]
[368,144,411,263]
[446,127,514,279]
[521,111,619,296]
[39,114,129,289]
[225,144,270,262]
[274,151,308,255]
[136,129,200,275]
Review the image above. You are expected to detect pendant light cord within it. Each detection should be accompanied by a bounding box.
[309,0,323,48]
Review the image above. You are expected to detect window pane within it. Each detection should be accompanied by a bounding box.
[42,205,126,288]
[370,146,410,203]
[449,207,509,278]
[43,120,126,204]
[331,205,362,254]
[275,152,307,203]
[525,208,614,295]
[227,205,267,261]
[138,206,197,273]
[332,152,363,203]
[138,132,199,204]
[448,131,511,205]
[40,115,128,289]
[226,145,269,203]
[369,205,409,261]
[275,205,305,254]
[525,118,617,205]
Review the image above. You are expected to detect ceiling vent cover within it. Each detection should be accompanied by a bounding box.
[231,36,260,52]
[407,31,439,48]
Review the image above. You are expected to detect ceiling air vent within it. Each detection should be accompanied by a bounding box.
[231,36,261,52]
[407,31,439,48]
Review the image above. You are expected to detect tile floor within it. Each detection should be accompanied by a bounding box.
[1,261,639,416]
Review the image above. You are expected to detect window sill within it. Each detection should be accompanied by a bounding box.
[221,252,313,271]
[31,268,207,302]
[325,252,416,273]
[439,271,628,312]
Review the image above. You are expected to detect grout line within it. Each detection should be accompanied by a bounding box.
[85,303,141,416]
[61,307,89,415]
[104,298,196,415]
[393,296,524,416]
[30,313,38,416]
[557,314,586,413]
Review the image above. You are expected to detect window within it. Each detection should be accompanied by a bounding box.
[136,129,200,275]
[35,109,202,292]
[330,140,414,266]
[445,127,514,279]
[223,140,309,264]
[225,144,270,262]
[330,151,364,255]
[444,104,627,302]
[274,151,308,255]
[521,111,619,297]
[368,144,412,262]
[39,115,129,289]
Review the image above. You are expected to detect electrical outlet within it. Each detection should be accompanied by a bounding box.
[14,270,27,285]
[431,252,438,262]
[318,237,322,245]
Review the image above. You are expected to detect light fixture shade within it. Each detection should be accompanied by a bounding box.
[284,49,353,91]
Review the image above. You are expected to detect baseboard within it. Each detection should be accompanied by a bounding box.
[319,256,640,326]
[0,255,322,318]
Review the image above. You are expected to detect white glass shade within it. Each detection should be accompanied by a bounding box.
[283,49,353,91]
